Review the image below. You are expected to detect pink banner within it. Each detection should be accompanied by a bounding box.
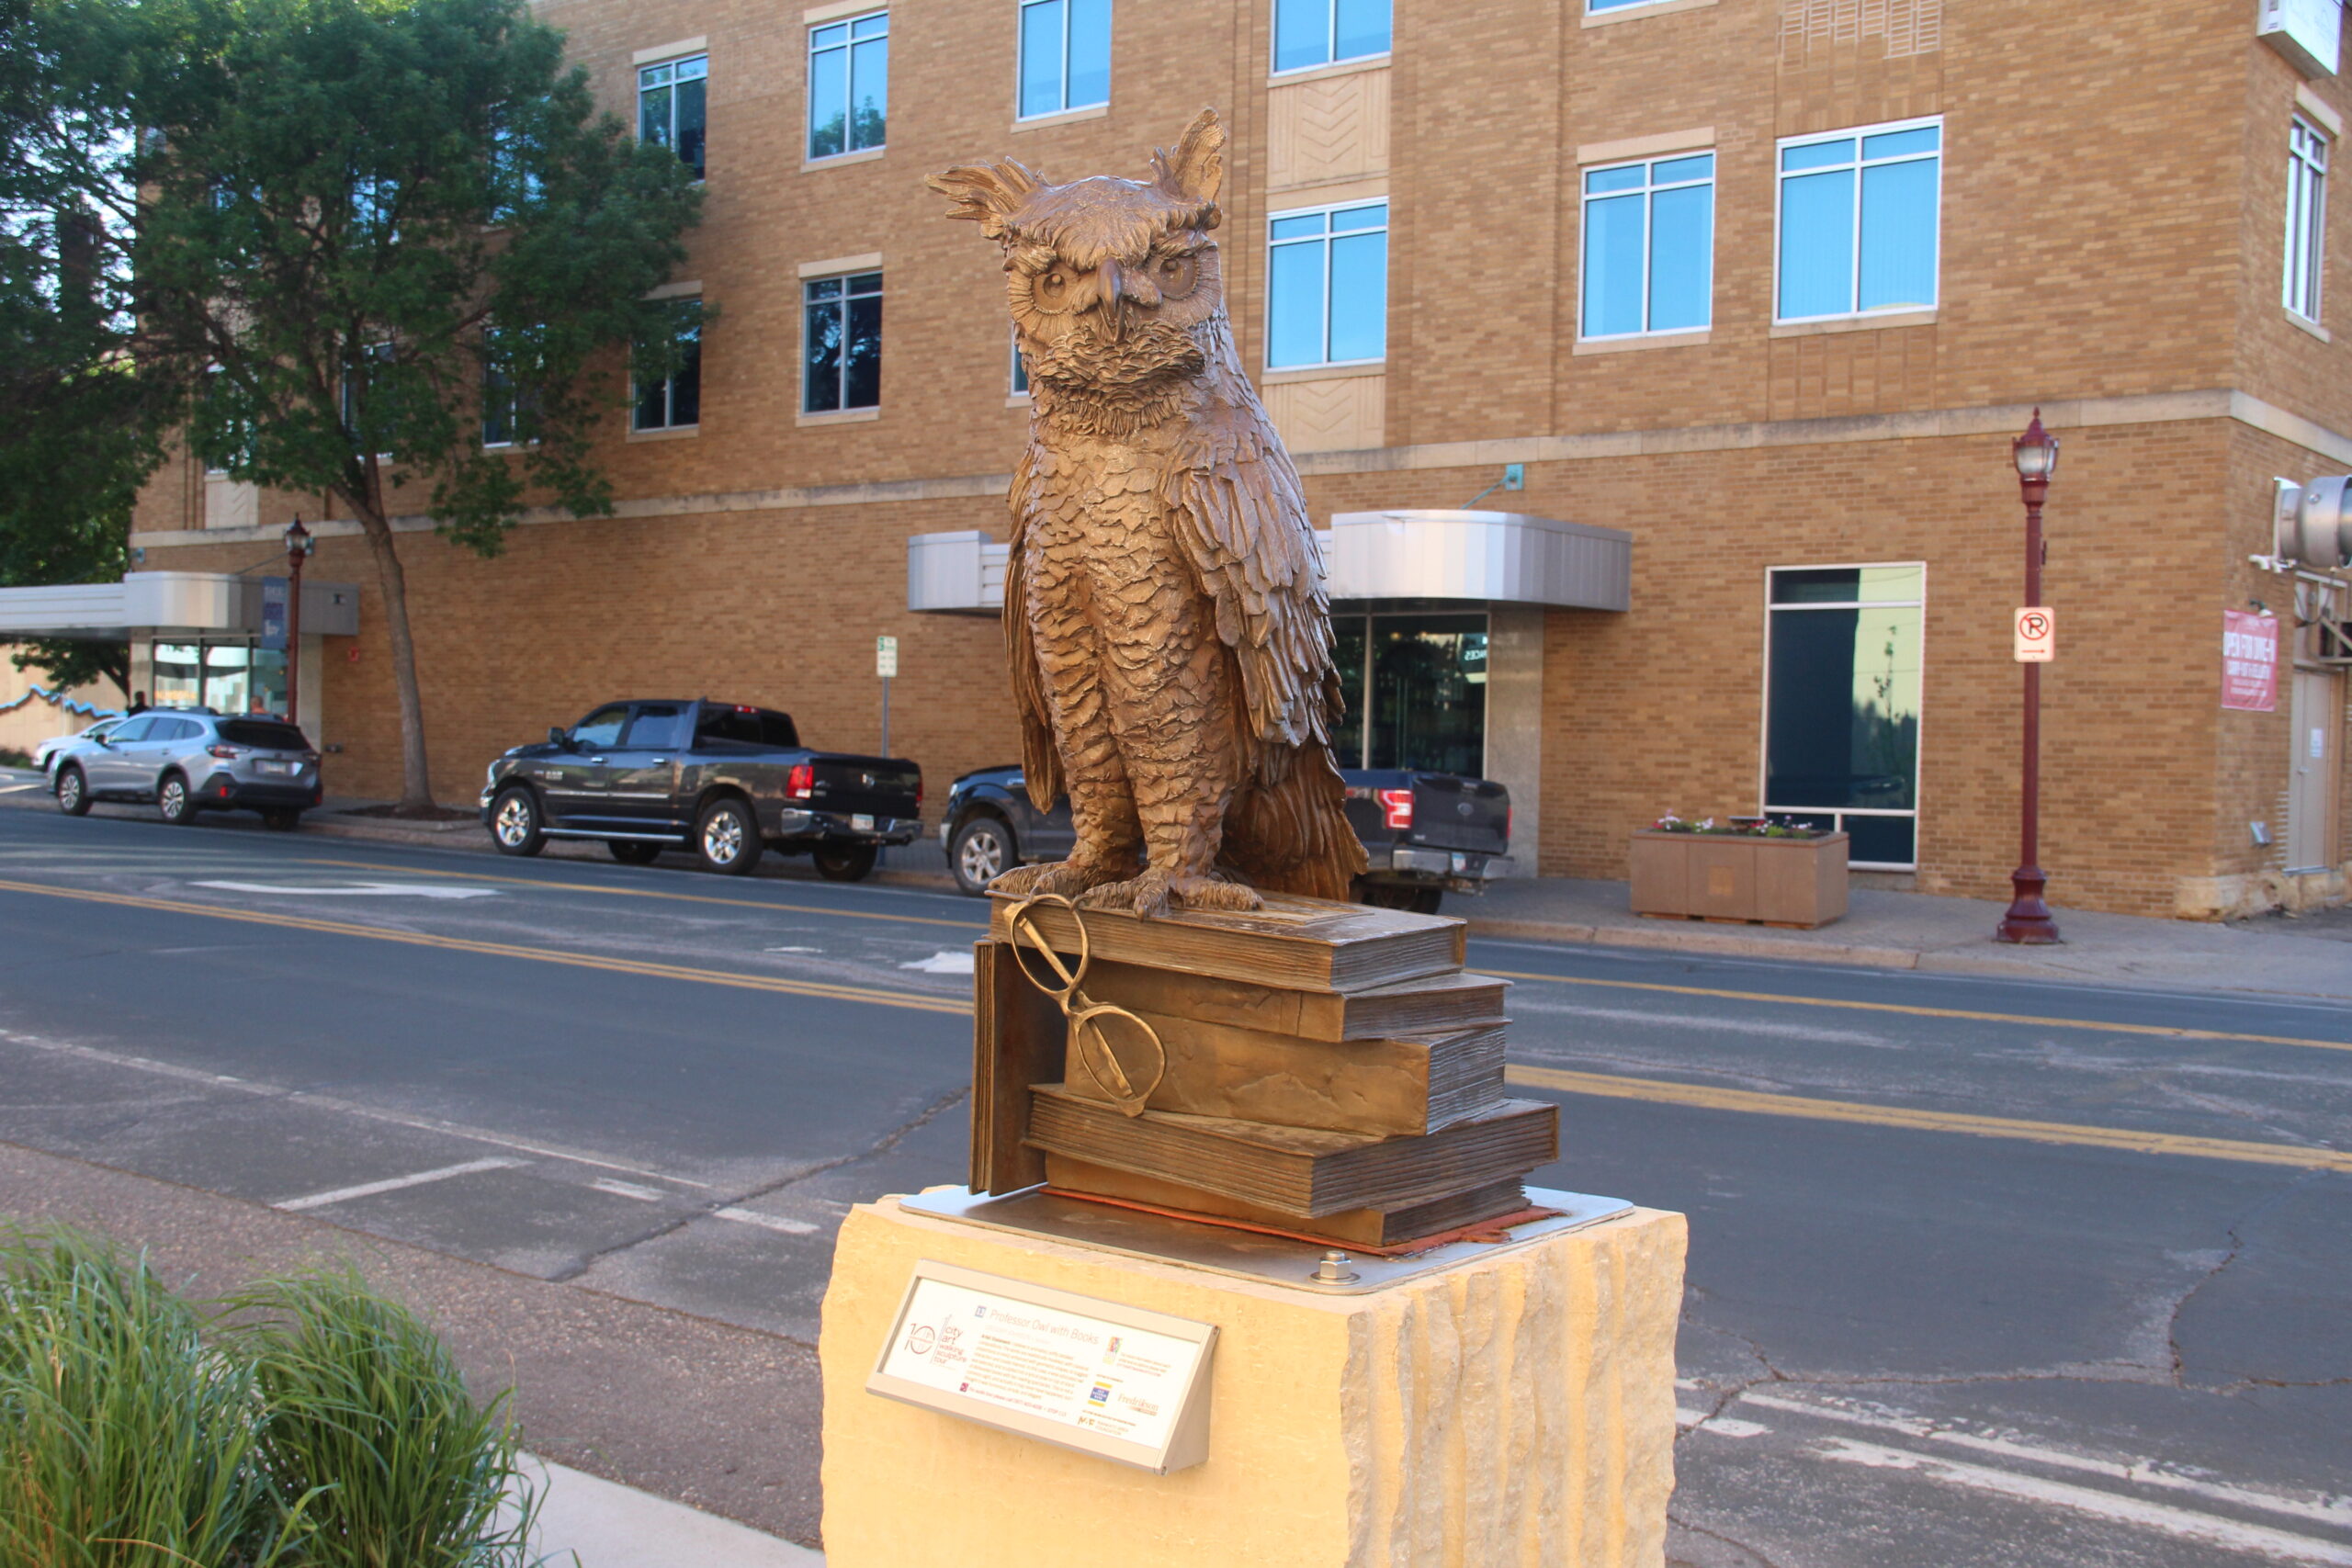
[2222,610,2279,712]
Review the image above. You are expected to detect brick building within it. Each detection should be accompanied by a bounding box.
[18,0,2352,917]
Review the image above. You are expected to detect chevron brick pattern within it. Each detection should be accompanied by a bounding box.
[1262,374,1386,454]
[1267,66,1391,191]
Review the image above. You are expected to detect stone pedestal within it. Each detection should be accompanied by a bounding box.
[819,1194,1686,1568]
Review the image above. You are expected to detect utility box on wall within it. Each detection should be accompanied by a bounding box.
[2260,0,2343,77]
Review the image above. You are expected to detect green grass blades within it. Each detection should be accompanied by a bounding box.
[0,1226,303,1568]
[226,1268,542,1568]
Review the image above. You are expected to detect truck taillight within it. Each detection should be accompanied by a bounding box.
[1377,788,1413,830]
[915,777,923,807]
[786,762,814,800]
[1507,805,1513,842]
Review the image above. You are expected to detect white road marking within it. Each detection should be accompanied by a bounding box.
[194,879,500,899]
[276,1157,523,1213]
[1675,1408,1770,1438]
[1814,1439,2352,1564]
[0,1027,712,1189]
[899,949,976,975]
[713,1206,818,1235]
[592,1178,665,1202]
[1741,1391,2352,1529]
[765,945,821,953]
[0,784,43,795]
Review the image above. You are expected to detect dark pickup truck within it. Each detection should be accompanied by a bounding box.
[480,698,922,879]
[939,763,1510,913]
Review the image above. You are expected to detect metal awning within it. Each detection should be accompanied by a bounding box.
[907,509,1632,615]
[0,571,359,640]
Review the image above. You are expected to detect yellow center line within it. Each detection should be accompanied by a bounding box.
[1505,1065,2352,1173]
[1476,968,2352,1055]
[0,877,970,1017]
[294,856,988,931]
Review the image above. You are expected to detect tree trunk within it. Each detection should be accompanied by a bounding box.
[351,496,435,813]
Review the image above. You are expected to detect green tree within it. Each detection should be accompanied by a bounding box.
[129,0,703,810]
[0,0,157,701]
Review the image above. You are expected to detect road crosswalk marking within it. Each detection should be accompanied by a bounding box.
[276,1156,523,1213]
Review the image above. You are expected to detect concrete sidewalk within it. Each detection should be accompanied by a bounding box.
[529,1457,822,1567]
[1458,874,2352,1000]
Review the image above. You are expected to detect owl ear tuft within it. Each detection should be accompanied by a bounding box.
[927,160,1044,239]
[1152,109,1225,211]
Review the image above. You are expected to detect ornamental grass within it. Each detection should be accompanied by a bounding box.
[0,1228,546,1568]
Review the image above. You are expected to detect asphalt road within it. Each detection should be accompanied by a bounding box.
[0,780,2346,1568]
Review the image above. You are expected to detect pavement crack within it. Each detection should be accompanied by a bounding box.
[2165,1168,2321,1387]
[545,1086,970,1284]
[1669,1516,1788,1568]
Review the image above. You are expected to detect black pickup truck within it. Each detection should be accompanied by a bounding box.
[480,699,922,879]
[939,763,1510,913]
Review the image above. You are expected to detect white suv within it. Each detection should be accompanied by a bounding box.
[53,710,322,829]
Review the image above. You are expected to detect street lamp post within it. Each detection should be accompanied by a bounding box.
[1996,412,2061,944]
[283,516,313,730]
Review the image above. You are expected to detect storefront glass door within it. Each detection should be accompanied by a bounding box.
[1329,612,1489,774]
[1762,564,1923,868]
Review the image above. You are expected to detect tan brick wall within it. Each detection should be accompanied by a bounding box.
[125,0,2352,914]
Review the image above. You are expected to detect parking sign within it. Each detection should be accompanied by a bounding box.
[876,635,899,678]
[2013,607,2053,663]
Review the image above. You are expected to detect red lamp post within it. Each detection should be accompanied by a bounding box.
[1996,411,2061,944]
[283,516,312,729]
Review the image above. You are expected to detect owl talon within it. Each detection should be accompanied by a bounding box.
[1077,869,1263,919]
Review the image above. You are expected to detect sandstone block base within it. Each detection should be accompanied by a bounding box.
[819,1195,1687,1568]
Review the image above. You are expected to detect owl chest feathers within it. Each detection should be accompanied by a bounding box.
[1021,429,1196,622]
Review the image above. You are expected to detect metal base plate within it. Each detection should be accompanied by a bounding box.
[896,1185,1635,1294]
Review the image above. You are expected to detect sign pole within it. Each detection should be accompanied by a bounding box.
[876,635,899,867]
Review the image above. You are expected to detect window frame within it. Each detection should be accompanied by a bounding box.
[2286,115,2330,325]
[1010,323,1030,398]
[637,53,708,182]
[1016,0,1111,120]
[1269,0,1390,77]
[807,11,889,161]
[1772,115,1944,327]
[1577,149,1716,343]
[1758,561,1928,873]
[1263,197,1390,372]
[632,309,702,434]
[801,269,885,414]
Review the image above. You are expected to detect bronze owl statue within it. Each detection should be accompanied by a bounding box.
[929,108,1366,918]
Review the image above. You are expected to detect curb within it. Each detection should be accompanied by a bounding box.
[1463,915,1924,971]
[527,1456,823,1567]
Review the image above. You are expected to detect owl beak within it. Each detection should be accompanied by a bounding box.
[1098,259,1129,341]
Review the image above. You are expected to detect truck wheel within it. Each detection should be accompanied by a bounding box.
[157,772,197,826]
[1357,880,1442,916]
[696,797,763,876]
[490,785,546,857]
[813,841,877,883]
[608,840,662,865]
[55,765,89,817]
[950,817,1015,896]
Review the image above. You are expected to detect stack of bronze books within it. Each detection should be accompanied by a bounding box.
[972,891,1555,1251]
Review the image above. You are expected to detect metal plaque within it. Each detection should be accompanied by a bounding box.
[867,1258,1216,1473]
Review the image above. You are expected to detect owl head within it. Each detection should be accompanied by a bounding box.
[930,110,1227,402]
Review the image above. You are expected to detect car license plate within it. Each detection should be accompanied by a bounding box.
[851,814,875,831]
[259,760,295,775]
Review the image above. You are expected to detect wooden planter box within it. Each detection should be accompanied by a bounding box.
[1627,829,1849,929]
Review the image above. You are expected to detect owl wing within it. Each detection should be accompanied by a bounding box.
[1160,395,1333,784]
[1003,443,1064,813]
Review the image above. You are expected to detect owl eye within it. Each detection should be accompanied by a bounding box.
[1030,269,1075,312]
[1154,253,1200,299]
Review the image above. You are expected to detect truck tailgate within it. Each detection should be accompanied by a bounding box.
[1406,773,1509,854]
[809,756,921,818]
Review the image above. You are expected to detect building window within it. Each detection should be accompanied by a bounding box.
[1272,0,1388,73]
[153,639,288,717]
[808,13,888,160]
[639,55,707,181]
[1010,324,1030,396]
[1776,119,1940,323]
[1329,613,1487,774]
[633,310,701,432]
[1763,564,1924,869]
[480,325,538,448]
[1019,0,1110,118]
[1581,152,1713,339]
[804,271,882,412]
[2287,116,2329,323]
[1266,200,1387,369]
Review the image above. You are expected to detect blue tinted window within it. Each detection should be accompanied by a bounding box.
[1273,0,1387,72]
[804,272,882,412]
[809,12,887,158]
[1267,202,1385,368]
[1776,122,1939,321]
[1019,0,1110,118]
[638,55,707,180]
[1579,153,1713,339]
